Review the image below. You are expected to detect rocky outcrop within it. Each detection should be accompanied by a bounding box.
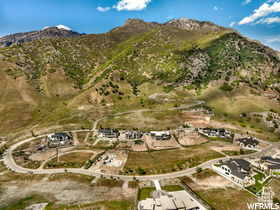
[0,26,84,48]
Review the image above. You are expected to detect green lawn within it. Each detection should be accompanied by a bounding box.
[246,171,273,194]
[139,187,156,201]
[161,185,184,192]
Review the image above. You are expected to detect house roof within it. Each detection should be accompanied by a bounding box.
[268,164,280,169]
[53,133,70,138]
[98,129,119,134]
[231,170,248,179]
[236,137,259,147]
[261,156,280,164]
[231,158,251,171]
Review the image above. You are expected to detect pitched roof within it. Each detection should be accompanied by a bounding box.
[261,156,280,164]
[268,164,280,169]
[236,137,259,147]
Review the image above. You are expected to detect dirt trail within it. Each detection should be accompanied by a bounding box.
[84,132,90,144]
[72,132,79,146]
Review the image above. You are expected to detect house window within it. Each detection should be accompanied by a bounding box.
[225,172,229,175]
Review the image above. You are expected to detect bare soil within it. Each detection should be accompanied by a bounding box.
[0,180,137,207]
[145,134,181,150]
[93,149,129,174]
[175,129,207,146]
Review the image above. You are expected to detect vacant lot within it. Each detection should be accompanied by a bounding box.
[59,151,95,162]
[44,151,96,169]
[176,129,208,146]
[180,169,257,210]
[125,145,224,175]
[145,133,181,150]
[267,178,280,200]
[0,179,137,209]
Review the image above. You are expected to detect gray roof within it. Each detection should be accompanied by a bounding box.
[53,133,70,138]
[231,170,247,179]
[236,137,259,147]
[98,129,119,134]
[223,158,251,180]
[261,156,280,164]
[268,164,280,169]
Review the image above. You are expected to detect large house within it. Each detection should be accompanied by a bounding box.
[125,130,142,140]
[221,158,252,185]
[200,128,231,138]
[138,190,205,210]
[261,156,280,174]
[98,129,120,138]
[236,137,259,148]
[150,131,171,141]
[46,132,73,147]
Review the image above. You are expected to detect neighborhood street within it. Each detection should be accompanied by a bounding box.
[2,131,279,181]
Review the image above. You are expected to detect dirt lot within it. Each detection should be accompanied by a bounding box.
[145,134,181,150]
[182,110,210,127]
[59,151,96,162]
[175,129,208,146]
[0,179,137,208]
[181,169,257,210]
[93,149,129,174]
[209,141,241,154]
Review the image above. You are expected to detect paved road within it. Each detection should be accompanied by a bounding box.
[3,130,279,181]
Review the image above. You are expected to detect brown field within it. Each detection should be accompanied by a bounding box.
[59,151,95,163]
[180,169,257,210]
[267,178,280,200]
[125,144,225,175]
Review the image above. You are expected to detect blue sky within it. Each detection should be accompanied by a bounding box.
[0,0,280,51]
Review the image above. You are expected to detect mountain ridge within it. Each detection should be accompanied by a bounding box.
[0,26,85,48]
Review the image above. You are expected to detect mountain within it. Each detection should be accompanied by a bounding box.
[0,26,84,48]
[0,18,279,136]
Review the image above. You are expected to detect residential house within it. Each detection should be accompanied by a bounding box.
[138,190,205,210]
[98,129,120,138]
[200,128,231,138]
[221,158,252,185]
[125,130,142,140]
[46,132,73,147]
[261,156,280,174]
[236,137,259,148]
[150,131,171,140]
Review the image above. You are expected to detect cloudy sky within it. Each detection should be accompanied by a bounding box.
[0,0,280,51]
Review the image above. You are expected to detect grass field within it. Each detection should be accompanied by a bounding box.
[221,149,257,156]
[125,145,225,175]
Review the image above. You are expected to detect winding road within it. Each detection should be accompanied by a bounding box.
[2,100,279,181]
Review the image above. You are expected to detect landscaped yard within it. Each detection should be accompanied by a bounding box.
[125,145,225,175]
[161,185,183,192]
[138,187,156,201]
[246,170,274,194]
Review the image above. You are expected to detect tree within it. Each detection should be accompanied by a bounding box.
[240,148,244,155]
[137,167,146,175]
[196,167,203,173]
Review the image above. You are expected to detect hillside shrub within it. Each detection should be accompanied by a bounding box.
[219,84,233,91]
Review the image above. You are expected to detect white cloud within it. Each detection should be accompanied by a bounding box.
[242,0,251,6]
[97,6,111,12]
[228,16,232,19]
[213,6,218,10]
[229,21,236,27]
[167,15,173,19]
[257,16,280,24]
[113,0,151,11]
[238,2,280,25]
[56,25,71,30]
[264,35,280,43]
